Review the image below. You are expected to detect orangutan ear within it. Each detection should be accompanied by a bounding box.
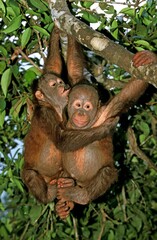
[35,90,44,100]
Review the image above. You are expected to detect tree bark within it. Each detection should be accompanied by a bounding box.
[48,0,157,88]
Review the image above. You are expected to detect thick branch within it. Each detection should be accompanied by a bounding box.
[49,0,157,88]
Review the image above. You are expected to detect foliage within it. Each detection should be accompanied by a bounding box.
[0,0,157,239]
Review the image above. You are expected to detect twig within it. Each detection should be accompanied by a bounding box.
[20,221,30,240]
[121,186,127,222]
[72,215,79,240]
[11,47,42,73]
[35,30,46,60]
[128,127,157,171]
[131,179,146,207]
[33,205,49,225]
[97,209,106,240]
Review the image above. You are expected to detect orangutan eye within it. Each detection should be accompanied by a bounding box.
[73,100,82,109]
[84,102,93,110]
[76,103,81,107]
[49,80,56,87]
[59,80,63,84]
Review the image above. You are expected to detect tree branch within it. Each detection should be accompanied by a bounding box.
[11,47,42,73]
[48,0,157,88]
[128,127,157,171]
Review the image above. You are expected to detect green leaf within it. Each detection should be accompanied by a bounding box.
[26,8,40,17]
[134,40,152,48]
[6,6,16,18]
[0,226,9,239]
[30,205,42,224]
[30,0,47,11]
[9,0,20,16]
[1,68,12,97]
[0,46,8,57]
[10,98,24,119]
[139,122,150,137]
[0,61,6,74]
[26,66,42,76]
[111,20,118,39]
[136,24,147,37]
[0,97,6,112]
[139,133,146,143]
[99,2,108,10]
[120,7,135,17]
[82,11,99,23]
[14,178,24,193]
[21,27,31,49]
[105,5,115,14]
[24,69,36,86]
[0,0,5,13]
[3,15,22,34]
[131,215,142,232]
[0,110,5,127]
[82,1,93,8]
[143,17,152,25]
[135,46,145,51]
[108,230,115,240]
[32,25,49,37]
[115,224,125,238]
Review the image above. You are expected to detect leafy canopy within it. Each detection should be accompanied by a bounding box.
[0,0,157,239]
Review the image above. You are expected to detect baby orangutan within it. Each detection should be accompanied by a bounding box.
[56,83,118,219]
